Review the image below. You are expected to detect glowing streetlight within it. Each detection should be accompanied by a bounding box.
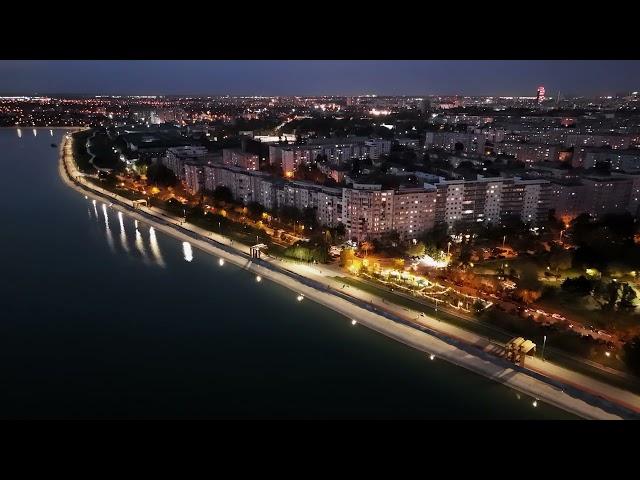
[541,335,547,361]
[256,275,262,282]
[605,351,611,357]
[532,400,538,408]
[219,258,225,266]
[351,319,357,326]
[429,354,435,360]
[297,294,304,302]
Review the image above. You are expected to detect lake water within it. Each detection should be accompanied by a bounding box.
[0,128,576,419]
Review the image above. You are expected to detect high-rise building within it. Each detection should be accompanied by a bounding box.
[222,148,259,171]
[536,86,546,104]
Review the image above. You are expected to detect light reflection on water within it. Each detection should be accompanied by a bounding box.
[135,225,149,263]
[183,241,193,262]
[149,226,166,267]
[117,211,130,253]
[102,203,115,252]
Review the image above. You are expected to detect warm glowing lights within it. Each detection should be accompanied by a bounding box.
[218,258,225,266]
[256,275,262,282]
[297,294,304,302]
[351,319,357,326]
[420,253,451,269]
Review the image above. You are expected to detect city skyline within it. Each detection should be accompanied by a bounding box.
[4,57,640,421]
[0,60,639,97]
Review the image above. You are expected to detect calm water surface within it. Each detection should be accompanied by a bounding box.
[0,128,576,419]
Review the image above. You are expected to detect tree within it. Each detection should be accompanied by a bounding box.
[619,283,637,312]
[517,262,542,290]
[514,288,542,305]
[212,185,233,203]
[548,244,572,271]
[561,276,593,296]
[472,299,485,314]
[146,163,177,187]
[360,241,374,258]
[602,281,621,311]
[278,205,303,225]
[624,336,640,375]
[246,201,265,220]
[458,243,473,267]
[340,248,355,267]
[454,142,465,153]
[302,207,318,230]
[513,261,542,304]
[284,242,328,263]
[406,241,426,257]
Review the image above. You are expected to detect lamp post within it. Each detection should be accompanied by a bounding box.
[542,335,547,362]
[502,235,506,248]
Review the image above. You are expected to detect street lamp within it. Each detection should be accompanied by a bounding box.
[502,235,506,248]
[541,335,547,361]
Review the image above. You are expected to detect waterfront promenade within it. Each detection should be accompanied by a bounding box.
[59,135,640,420]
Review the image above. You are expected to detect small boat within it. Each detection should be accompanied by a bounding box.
[50,143,57,148]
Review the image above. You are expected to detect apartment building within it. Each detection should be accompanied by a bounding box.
[269,138,392,175]
[582,148,640,172]
[183,163,205,195]
[424,131,487,154]
[392,186,437,240]
[163,145,208,180]
[222,148,259,171]
[493,142,559,164]
[342,184,395,241]
[202,163,342,227]
[434,177,509,226]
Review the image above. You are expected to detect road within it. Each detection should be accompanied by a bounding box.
[60,134,640,419]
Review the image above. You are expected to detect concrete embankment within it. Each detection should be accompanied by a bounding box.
[59,140,639,420]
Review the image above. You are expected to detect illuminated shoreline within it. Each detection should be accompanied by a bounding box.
[58,135,640,420]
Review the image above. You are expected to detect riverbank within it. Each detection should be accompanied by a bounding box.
[58,134,640,419]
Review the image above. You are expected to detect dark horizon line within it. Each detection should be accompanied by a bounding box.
[1,90,637,98]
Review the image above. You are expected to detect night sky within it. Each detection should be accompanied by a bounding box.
[0,60,638,96]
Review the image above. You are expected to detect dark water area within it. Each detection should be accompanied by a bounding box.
[0,128,576,419]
